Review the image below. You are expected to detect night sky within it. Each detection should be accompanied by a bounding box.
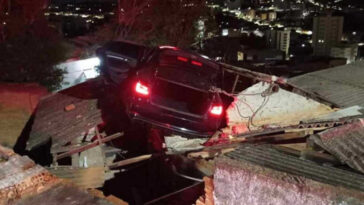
[51,0,116,4]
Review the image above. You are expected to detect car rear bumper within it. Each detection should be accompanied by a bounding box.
[130,112,214,137]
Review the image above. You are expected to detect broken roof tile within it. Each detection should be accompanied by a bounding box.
[27,79,104,150]
[313,118,364,174]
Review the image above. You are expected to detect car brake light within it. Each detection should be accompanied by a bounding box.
[177,56,188,62]
[135,82,149,96]
[210,105,223,116]
[191,60,202,67]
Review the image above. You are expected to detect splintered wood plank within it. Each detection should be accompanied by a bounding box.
[54,132,123,161]
[188,147,236,159]
[47,166,106,189]
[245,131,309,143]
[109,154,152,169]
[278,143,307,151]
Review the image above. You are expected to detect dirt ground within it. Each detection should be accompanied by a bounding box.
[0,104,30,147]
[0,83,48,148]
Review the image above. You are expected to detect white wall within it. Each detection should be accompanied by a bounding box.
[226,82,334,130]
[56,57,100,91]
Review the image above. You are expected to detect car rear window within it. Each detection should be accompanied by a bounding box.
[158,53,219,82]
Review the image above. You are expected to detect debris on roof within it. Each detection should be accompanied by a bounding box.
[303,105,363,122]
[27,93,102,150]
[0,144,126,205]
[49,132,123,189]
[165,135,208,154]
[11,58,364,204]
[289,61,364,108]
[20,78,126,190]
[27,78,104,151]
[311,118,364,174]
[211,144,364,205]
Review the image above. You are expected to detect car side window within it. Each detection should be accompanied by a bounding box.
[106,51,138,68]
[106,54,129,67]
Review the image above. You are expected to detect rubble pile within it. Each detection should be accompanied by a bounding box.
[0,145,127,205]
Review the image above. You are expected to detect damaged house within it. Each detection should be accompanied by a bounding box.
[4,40,364,204]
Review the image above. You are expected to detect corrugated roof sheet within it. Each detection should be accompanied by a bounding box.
[225,144,364,192]
[312,118,364,174]
[289,61,364,108]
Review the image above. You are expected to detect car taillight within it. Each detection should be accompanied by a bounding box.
[210,105,223,116]
[135,82,149,96]
[177,56,188,62]
[191,60,202,67]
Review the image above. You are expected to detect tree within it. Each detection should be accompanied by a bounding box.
[115,0,151,40]
[0,0,70,91]
[94,0,215,48]
[140,0,209,47]
[0,37,69,91]
[0,0,49,41]
[0,0,8,40]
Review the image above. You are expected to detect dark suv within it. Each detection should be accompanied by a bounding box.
[97,41,228,137]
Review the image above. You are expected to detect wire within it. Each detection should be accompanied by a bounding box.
[170,164,204,182]
[209,86,267,97]
[211,83,275,130]
[249,95,270,128]
[237,98,255,113]
[231,84,274,129]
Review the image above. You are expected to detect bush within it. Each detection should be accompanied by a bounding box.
[0,36,70,91]
[1,1,71,91]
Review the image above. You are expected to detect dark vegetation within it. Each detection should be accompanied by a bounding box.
[0,0,70,91]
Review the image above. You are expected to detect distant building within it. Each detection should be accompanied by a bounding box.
[277,30,291,60]
[268,11,277,21]
[226,0,242,10]
[312,15,344,56]
[256,10,276,21]
[221,28,241,37]
[266,29,277,48]
[330,43,358,64]
[260,13,267,20]
[241,48,284,62]
[246,9,256,20]
[272,0,290,10]
[266,29,291,60]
